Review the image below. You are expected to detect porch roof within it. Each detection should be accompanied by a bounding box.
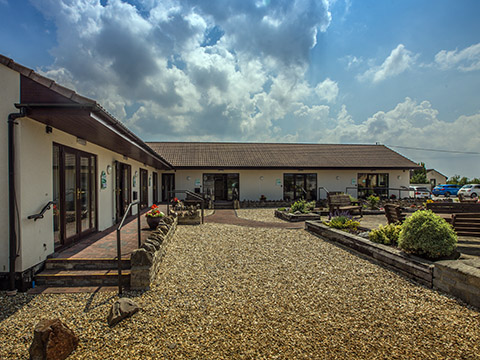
[1,54,172,170]
[147,142,421,170]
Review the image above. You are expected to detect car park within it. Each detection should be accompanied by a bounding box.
[458,184,480,198]
[409,186,431,199]
[432,184,462,197]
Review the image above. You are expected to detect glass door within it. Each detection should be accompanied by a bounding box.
[53,144,97,249]
[115,162,131,222]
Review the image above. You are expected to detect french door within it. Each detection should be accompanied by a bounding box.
[152,172,159,204]
[140,168,148,209]
[53,144,97,249]
[162,173,175,202]
[115,162,131,222]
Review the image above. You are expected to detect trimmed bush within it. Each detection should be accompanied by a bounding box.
[367,195,380,210]
[369,224,402,246]
[326,215,360,232]
[398,210,457,259]
[290,199,316,214]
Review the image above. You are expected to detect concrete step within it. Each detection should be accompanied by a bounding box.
[45,258,130,270]
[214,201,234,209]
[35,269,130,287]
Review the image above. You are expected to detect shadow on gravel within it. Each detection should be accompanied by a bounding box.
[0,292,35,322]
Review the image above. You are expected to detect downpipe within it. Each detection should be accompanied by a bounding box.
[7,107,25,295]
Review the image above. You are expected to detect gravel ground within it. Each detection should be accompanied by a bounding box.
[1,223,480,359]
[235,208,286,223]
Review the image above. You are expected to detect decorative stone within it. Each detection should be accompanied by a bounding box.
[158,225,169,235]
[141,242,156,254]
[144,238,160,250]
[149,233,164,244]
[163,216,174,224]
[107,298,140,327]
[29,318,79,360]
[131,248,153,267]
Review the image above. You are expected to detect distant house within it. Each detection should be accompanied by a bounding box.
[427,169,448,188]
[147,142,420,202]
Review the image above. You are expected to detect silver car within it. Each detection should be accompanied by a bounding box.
[458,184,480,198]
[409,186,431,199]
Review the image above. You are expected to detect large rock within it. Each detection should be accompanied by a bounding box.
[107,298,140,327]
[29,318,78,360]
[130,248,153,267]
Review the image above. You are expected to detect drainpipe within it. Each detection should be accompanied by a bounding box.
[7,107,25,294]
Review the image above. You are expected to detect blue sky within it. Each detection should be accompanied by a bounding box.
[1,0,480,178]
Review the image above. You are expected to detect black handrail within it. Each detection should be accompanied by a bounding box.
[116,200,140,295]
[345,186,411,199]
[27,201,56,221]
[167,190,205,224]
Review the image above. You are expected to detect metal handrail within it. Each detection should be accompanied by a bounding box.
[116,200,140,295]
[318,187,330,200]
[167,190,205,224]
[27,201,56,221]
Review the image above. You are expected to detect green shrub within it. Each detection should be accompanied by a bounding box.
[278,207,286,211]
[326,215,360,232]
[369,224,402,246]
[290,199,316,214]
[367,195,380,209]
[398,210,457,259]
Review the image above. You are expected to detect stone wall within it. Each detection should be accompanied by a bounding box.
[433,259,480,309]
[130,216,177,290]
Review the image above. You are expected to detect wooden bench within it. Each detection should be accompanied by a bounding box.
[384,204,406,224]
[328,194,363,217]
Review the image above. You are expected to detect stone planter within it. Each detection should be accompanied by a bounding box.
[146,216,162,230]
[275,210,320,222]
[305,221,434,287]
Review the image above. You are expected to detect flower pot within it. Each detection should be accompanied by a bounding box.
[146,216,161,230]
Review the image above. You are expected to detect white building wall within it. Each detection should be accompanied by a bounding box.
[167,168,411,201]
[14,117,160,272]
[0,66,20,273]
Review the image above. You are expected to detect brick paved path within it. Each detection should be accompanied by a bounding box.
[205,209,304,229]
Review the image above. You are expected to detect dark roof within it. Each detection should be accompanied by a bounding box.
[147,142,421,169]
[0,54,172,170]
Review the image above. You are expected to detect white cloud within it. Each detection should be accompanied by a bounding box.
[435,43,480,72]
[314,78,339,103]
[33,0,332,141]
[358,44,417,83]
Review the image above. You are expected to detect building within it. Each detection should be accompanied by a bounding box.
[0,54,419,290]
[427,169,448,188]
[148,142,419,202]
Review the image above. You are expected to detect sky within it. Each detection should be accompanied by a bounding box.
[1,0,480,179]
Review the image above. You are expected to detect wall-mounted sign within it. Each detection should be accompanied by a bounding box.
[101,171,107,189]
[195,179,201,186]
[276,179,282,186]
[351,178,357,185]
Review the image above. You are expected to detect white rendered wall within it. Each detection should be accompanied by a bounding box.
[15,118,160,272]
[0,66,20,273]
[165,169,411,201]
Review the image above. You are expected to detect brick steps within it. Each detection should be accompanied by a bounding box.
[35,269,130,287]
[35,258,131,287]
[45,258,130,270]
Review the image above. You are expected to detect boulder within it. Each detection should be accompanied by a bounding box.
[158,225,169,235]
[130,248,153,267]
[163,216,174,224]
[144,238,160,251]
[141,242,156,254]
[107,298,140,327]
[29,318,78,360]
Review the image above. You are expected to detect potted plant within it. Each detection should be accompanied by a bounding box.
[145,204,165,229]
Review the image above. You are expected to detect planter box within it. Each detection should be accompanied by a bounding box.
[275,210,320,222]
[305,221,434,287]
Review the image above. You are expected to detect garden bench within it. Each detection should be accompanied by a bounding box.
[328,194,363,217]
[384,204,406,224]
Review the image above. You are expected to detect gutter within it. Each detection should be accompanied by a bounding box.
[7,106,26,295]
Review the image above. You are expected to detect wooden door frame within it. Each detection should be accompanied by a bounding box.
[54,143,97,249]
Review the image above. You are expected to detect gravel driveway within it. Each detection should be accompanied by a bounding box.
[1,222,479,359]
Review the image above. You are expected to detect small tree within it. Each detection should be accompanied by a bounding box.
[410,162,428,184]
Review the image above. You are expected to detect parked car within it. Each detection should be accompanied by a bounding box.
[457,184,480,198]
[432,184,462,197]
[409,186,431,199]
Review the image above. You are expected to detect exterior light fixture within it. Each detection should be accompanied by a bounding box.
[106,165,112,174]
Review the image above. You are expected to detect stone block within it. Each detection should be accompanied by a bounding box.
[131,248,153,267]
[29,318,78,360]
